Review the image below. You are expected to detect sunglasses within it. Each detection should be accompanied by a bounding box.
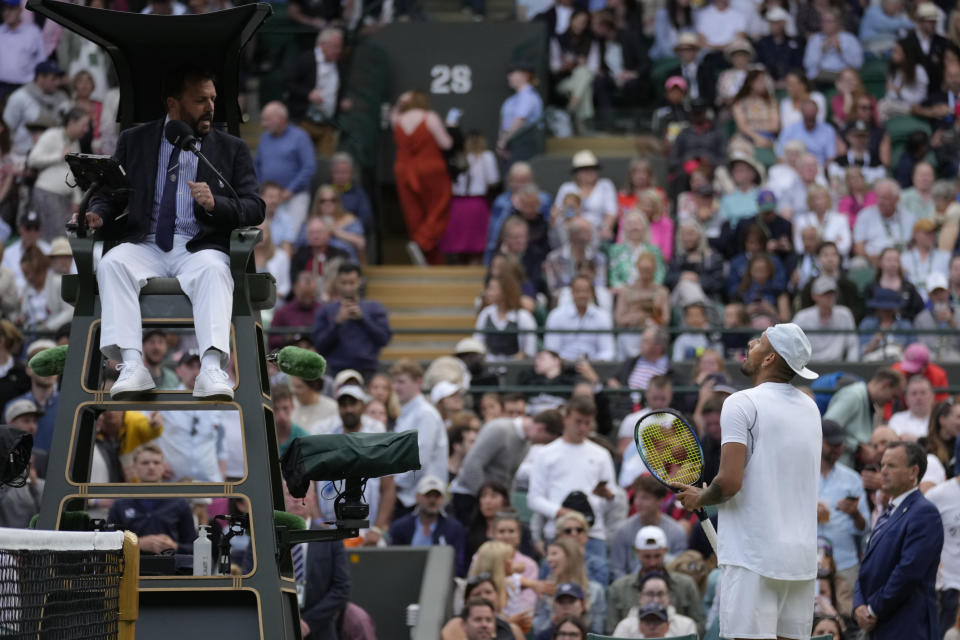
[562,527,586,535]
[318,198,338,203]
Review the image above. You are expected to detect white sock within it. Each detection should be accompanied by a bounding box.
[121,349,141,366]
[201,349,221,371]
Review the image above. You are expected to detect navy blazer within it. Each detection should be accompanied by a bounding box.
[301,541,351,640]
[89,119,265,255]
[854,489,944,640]
[388,511,467,577]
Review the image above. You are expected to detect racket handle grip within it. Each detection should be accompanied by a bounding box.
[697,509,719,557]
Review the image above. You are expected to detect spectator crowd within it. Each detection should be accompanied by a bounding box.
[9,0,960,637]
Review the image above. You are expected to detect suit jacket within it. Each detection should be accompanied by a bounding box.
[664,62,716,107]
[286,51,343,122]
[89,119,265,255]
[301,540,352,640]
[286,51,318,122]
[854,489,944,640]
[902,32,950,96]
[388,511,467,577]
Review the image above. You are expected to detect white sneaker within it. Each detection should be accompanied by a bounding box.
[193,368,234,400]
[111,362,156,398]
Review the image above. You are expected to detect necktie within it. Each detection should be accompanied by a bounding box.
[156,145,180,252]
[872,504,894,540]
[292,543,306,584]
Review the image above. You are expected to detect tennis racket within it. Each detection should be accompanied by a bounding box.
[634,409,719,555]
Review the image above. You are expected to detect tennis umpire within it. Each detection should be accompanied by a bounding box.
[672,323,821,639]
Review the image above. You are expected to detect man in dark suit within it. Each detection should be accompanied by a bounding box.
[665,33,716,107]
[283,481,351,640]
[285,28,343,122]
[84,66,264,401]
[854,441,944,639]
[902,5,950,96]
[388,475,467,577]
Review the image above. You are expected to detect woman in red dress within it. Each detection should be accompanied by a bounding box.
[391,90,453,264]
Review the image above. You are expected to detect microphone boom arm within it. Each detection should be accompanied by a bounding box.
[185,141,242,204]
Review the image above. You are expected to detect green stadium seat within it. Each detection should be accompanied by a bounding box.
[754,147,777,168]
[860,58,888,99]
[847,266,877,294]
[511,491,533,523]
[652,56,680,102]
[886,115,932,146]
[885,115,933,169]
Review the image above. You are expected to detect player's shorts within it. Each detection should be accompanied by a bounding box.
[719,564,816,639]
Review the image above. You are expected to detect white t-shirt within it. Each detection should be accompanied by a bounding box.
[554,178,618,231]
[527,437,617,540]
[617,409,651,487]
[694,5,747,48]
[719,383,821,580]
[888,410,931,441]
[924,454,947,486]
[925,479,960,590]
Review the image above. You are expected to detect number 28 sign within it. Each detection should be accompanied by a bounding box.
[430,65,473,95]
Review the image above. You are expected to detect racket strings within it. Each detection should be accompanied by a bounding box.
[636,415,704,485]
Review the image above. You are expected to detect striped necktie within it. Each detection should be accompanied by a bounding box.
[870,504,894,544]
[292,543,306,585]
[156,145,180,252]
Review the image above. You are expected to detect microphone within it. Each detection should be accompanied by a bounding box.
[274,510,306,531]
[163,119,241,205]
[268,346,327,381]
[28,345,68,377]
[164,119,197,151]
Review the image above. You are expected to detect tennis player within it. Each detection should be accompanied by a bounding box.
[671,323,821,640]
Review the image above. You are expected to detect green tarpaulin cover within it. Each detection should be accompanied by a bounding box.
[281,431,421,498]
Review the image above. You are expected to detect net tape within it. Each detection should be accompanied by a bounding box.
[0,529,124,640]
[636,413,703,486]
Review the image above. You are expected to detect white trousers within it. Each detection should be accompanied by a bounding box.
[97,235,232,365]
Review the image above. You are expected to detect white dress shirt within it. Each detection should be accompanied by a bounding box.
[544,303,615,361]
[313,48,340,119]
[394,394,448,507]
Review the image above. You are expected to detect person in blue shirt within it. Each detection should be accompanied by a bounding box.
[497,62,543,167]
[13,339,59,453]
[485,162,551,265]
[859,0,914,58]
[330,151,373,233]
[859,287,916,356]
[388,475,467,577]
[311,262,392,379]
[108,443,197,555]
[254,101,316,249]
[803,8,863,83]
[818,419,870,616]
[719,153,763,226]
[777,99,838,165]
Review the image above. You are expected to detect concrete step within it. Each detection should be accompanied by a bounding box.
[371,288,479,308]
[381,345,461,361]
[390,331,473,343]
[365,265,486,283]
[545,135,639,157]
[389,313,476,329]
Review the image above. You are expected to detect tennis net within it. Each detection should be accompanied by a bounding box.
[0,528,139,640]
